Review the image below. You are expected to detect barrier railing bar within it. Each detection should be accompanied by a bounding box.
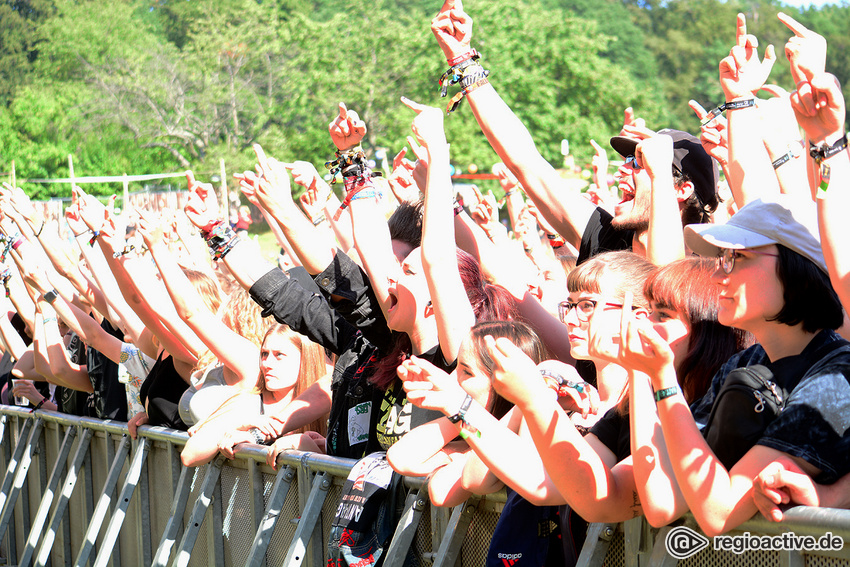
[169,455,225,567]
[383,484,430,566]
[93,436,149,567]
[298,455,324,567]
[138,438,153,567]
[431,496,479,567]
[104,427,120,567]
[247,460,267,567]
[210,467,225,567]
[282,470,330,567]
[624,516,652,567]
[0,417,45,542]
[779,549,806,567]
[0,418,34,516]
[73,434,131,567]
[577,522,617,567]
[34,427,93,567]
[647,526,677,567]
[18,425,77,567]
[243,465,296,567]
[151,466,194,567]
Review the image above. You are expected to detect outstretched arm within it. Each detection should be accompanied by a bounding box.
[430,1,595,249]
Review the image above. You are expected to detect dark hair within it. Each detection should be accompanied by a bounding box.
[769,244,843,333]
[644,258,753,403]
[387,200,423,248]
[371,250,518,390]
[674,168,716,226]
[467,320,548,420]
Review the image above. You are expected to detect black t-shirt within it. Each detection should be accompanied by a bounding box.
[55,332,91,417]
[578,207,634,265]
[374,344,455,451]
[140,352,189,430]
[589,405,631,464]
[86,318,128,421]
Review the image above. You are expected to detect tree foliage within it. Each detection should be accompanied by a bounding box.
[2,0,850,198]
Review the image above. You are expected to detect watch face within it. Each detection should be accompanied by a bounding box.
[790,141,803,158]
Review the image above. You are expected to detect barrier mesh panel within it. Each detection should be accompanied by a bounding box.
[461,507,500,565]
[605,531,625,566]
[681,547,779,566]
[219,463,257,566]
[809,555,850,567]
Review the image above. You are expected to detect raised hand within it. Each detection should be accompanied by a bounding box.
[790,73,845,144]
[73,186,108,233]
[136,208,166,248]
[252,144,297,216]
[619,107,647,138]
[183,171,222,232]
[689,100,730,166]
[778,12,826,85]
[398,355,466,415]
[233,169,264,208]
[431,0,473,61]
[387,148,420,203]
[537,360,597,418]
[719,14,776,100]
[328,103,366,151]
[484,335,550,408]
[401,96,448,152]
[634,134,674,180]
[589,140,609,188]
[2,183,37,224]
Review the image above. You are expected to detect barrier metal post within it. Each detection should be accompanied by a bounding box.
[243,465,296,567]
[0,418,34,517]
[18,425,77,567]
[282,470,330,567]
[92,436,149,567]
[169,455,225,567]
[73,433,131,567]
[0,417,45,541]
[34,426,94,567]
[152,465,195,567]
[383,484,429,565]
[432,496,479,567]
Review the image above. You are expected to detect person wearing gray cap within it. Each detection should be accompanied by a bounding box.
[630,194,850,537]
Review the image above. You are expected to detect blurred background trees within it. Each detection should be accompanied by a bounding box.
[0,0,848,197]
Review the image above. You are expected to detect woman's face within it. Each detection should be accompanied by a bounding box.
[386,248,431,334]
[563,287,626,361]
[711,245,784,333]
[260,334,301,392]
[456,337,494,409]
[649,302,691,365]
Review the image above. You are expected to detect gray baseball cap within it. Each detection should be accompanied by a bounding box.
[683,195,827,273]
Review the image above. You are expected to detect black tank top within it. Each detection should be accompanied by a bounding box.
[140,352,189,430]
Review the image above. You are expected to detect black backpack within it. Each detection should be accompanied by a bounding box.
[703,339,845,470]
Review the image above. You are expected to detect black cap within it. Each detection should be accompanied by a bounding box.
[610,129,719,213]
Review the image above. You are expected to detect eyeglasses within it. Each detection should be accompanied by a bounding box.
[625,155,642,171]
[558,299,628,323]
[717,248,780,275]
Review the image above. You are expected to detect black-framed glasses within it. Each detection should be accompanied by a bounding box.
[558,299,628,323]
[717,248,780,275]
[625,155,642,171]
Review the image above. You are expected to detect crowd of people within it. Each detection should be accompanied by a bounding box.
[2,2,850,565]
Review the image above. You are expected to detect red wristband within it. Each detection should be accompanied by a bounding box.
[447,49,479,67]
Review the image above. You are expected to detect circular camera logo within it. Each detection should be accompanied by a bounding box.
[665,526,710,559]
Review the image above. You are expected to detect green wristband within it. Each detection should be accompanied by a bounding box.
[654,386,680,403]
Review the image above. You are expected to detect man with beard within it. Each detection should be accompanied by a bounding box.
[429,0,719,264]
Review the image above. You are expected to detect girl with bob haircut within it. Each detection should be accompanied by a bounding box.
[602,195,850,537]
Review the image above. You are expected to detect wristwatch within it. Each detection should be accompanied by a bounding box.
[43,289,59,304]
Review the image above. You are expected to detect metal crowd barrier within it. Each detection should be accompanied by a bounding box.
[1,406,849,566]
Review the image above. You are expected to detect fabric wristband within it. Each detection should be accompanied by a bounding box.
[701,99,755,125]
